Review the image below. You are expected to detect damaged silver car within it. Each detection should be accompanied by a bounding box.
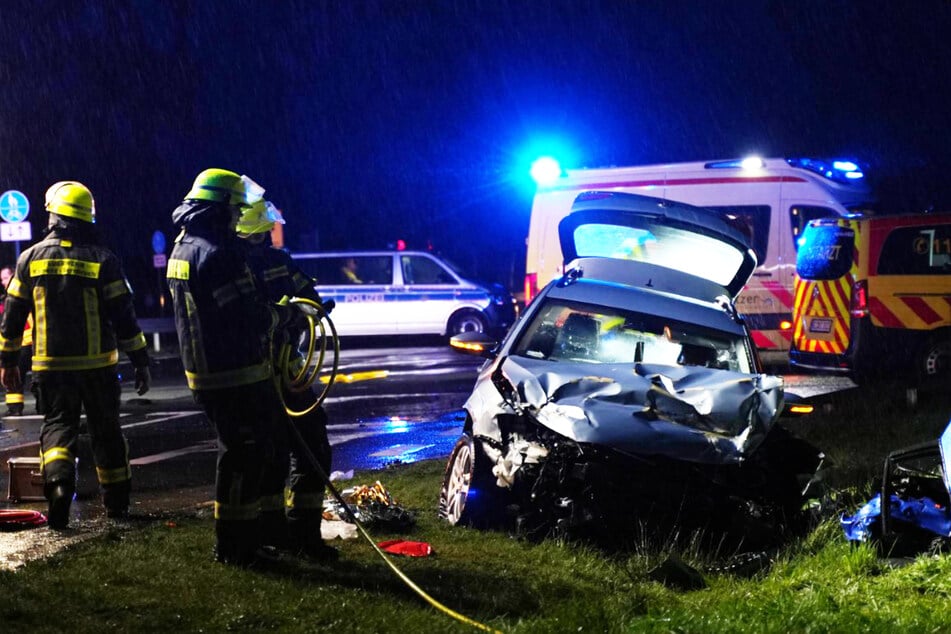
[439,192,824,549]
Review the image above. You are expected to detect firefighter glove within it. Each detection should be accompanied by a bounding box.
[321,299,335,315]
[133,366,151,396]
[1,366,21,392]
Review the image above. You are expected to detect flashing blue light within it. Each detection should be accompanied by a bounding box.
[786,157,866,184]
[833,161,858,172]
[530,156,562,187]
[740,156,766,170]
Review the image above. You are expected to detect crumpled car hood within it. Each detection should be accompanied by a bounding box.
[499,356,784,465]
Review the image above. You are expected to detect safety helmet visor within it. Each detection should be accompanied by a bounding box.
[237,200,285,236]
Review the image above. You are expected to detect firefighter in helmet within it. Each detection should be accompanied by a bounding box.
[236,198,337,562]
[167,169,305,566]
[0,181,151,529]
[0,264,32,417]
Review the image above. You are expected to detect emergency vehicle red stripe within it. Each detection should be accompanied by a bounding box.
[762,280,795,312]
[751,331,776,349]
[901,296,943,325]
[868,297,904,328]
[546,175,808,192]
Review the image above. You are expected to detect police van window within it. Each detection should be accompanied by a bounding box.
[877,225,951,275]
[401,255,457,285]
[796,224,854,280]
[297,256,392,285]
[705,205,770,264]
[790,206,837,251]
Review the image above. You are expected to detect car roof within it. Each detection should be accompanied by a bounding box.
[559,192,758,298]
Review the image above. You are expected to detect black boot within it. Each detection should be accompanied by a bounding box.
[103,480,131,519]
[289,517,339,563]
[47,482,74,530]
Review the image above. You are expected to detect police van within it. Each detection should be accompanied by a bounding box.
[290,250,518,337]
[790,212,951,383]
[525,157,874,356]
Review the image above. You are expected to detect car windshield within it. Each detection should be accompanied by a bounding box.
[512,299,753,374]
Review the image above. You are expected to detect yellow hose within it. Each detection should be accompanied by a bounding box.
[273,297,501,632]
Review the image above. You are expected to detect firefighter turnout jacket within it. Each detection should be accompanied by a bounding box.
[0,230,149,372]
[167,216,299,391]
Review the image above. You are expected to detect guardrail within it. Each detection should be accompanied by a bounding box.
[137,317,176,352]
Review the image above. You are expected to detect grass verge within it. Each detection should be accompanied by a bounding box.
[1,384,949,633]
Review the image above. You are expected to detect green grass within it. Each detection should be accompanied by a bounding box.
[2,385,950,633]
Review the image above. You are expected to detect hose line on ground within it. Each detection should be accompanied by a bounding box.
[273,297,500,632]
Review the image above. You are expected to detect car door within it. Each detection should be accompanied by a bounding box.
[394,253,462,334]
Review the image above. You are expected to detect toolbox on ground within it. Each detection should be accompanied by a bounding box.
[7,456,45,502]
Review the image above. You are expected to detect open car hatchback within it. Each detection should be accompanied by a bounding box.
[439,192,824,550]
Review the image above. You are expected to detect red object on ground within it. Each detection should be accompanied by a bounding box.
[0,509,47,531]
[377,539,434,557]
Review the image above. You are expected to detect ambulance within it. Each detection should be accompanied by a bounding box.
[524,157,874,356]
[790,212,951,383]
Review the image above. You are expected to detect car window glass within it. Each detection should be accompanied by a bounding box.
[706,205,771,264]
[513,300,752,373]
[796,224,854,280]
[401,255,456,285]
[790,206,838,252]
[877,225,951,275]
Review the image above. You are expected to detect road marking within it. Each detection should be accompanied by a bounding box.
[130,440,216,465]
[369,444,434,458]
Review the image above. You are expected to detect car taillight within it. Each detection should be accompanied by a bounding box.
[850,279,868,318]
[524,273,538,305]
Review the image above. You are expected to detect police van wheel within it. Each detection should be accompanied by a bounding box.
[448,310,487,336]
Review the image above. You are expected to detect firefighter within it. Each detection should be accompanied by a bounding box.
[0,181,151,529]
[236,199,338,562]
[0,265,32,416]
[167,169,305,566]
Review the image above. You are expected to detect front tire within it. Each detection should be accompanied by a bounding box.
[438,434,502,527]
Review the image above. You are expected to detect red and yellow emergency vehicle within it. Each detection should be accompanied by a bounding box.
[790,212,951,382]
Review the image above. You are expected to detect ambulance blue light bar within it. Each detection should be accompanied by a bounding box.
[786,158,865,183]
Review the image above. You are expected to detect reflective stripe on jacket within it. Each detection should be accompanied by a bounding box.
[0,234,148,371]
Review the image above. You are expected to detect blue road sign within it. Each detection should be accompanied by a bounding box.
[0,190,29,223]
[151,230,166,254]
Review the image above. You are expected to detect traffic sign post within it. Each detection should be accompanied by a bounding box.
[152,230,167,317]
[0,190,31,260]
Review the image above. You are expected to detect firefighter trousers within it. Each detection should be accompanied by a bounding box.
[283,388,332,548]
[34,366,129,513]
[194,380,289,560]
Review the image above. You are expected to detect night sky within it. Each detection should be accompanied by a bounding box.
[2,1,950,313]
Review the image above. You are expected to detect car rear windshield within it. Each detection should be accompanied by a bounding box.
[512,299,753,374]
[568,221,746,289]
[796,224,854,280]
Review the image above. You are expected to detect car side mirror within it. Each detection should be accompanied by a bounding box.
[449,332,498,359]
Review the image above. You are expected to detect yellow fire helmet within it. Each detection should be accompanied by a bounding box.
[45,181,95,223]
[184,168,259,208]
[236,199,285,236]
